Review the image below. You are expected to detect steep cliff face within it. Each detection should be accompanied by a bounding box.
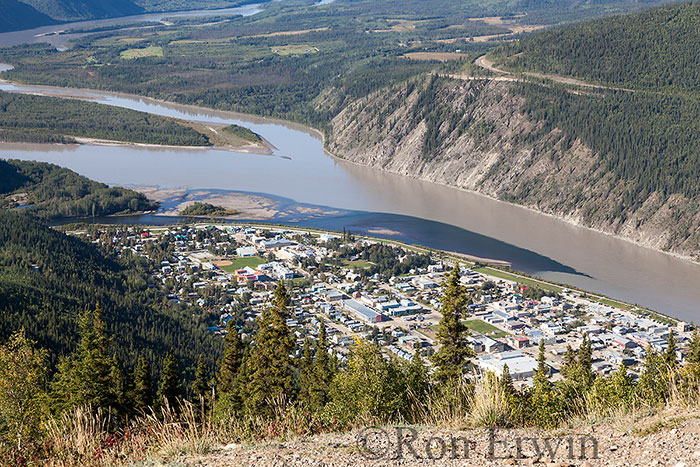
[322,75,700,260]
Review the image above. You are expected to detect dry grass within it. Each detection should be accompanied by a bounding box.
[466,374,511,428]
[42,401,221,466]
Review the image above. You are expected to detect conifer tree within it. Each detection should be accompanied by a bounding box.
[405,352,430,405]
[611,363,635,406]
[431,265,473,384]
[157,352,182,410]
[663,330,677,371]
[561,344,577,380]
[637,346,667,406]
[132,355,154,412]
[217,321,243,394]
[310,319,335,410]
[528,340,559,427]
[298,339,314,409]
[244,284,296,417]
[193,355,209,403]
[51,306,121,414]
[577,335,594,388]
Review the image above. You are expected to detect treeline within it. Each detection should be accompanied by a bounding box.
[0,91,210,147]
[180,202,239,216]
[0,159,159,218]
[496,2,700,91]
[334,242,432,278]
[0,210,221,376]
[1,266,696,463]
[221,124,262,144]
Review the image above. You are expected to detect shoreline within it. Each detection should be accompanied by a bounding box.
[1,72,698,266]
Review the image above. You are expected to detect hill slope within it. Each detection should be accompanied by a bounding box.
[0,0,143,32]
[495,2,700,91]
[0,209,220,372]
[19,0,143,22]
[0,0,56,32]
[323,73,700,260]
[0,159,159,219]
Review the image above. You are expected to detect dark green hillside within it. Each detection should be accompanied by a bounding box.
[0,210,221,372]
[0,0,56,32]
[496,2,700,90]
[516,84,700,211]
[20,0,143,22]
[0,159,158,218]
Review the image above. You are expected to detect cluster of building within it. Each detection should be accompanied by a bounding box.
[82,222,692,388]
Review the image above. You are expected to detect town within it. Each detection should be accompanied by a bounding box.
[76,222,693,388]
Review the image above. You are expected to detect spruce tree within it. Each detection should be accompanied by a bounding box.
[244,284,296,417]
[529,340,559,427]
[132,356,154,412]
[193,356,209,403]
[157,352,182,410]
[311,319,335,408]
[663,330,677,371]
[577,335,594,388]
[561,345,576,380]
[298,339,314,409]
[431,265,473,384]
[217,321,243,394]
[637,346,667,406]
[51,306,121,414]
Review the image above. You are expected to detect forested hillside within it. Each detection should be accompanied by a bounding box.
[324,74,700,259]
[0,0,56,32]
[0,159,159,218]
[19,0,143,22]
[0,210,221,372]
[495,2,700,90]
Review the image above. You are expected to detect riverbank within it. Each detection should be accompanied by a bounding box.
[2,74,700,321]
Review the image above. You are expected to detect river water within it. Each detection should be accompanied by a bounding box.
[0,3,264,49]
[1,80,699,321]
[1,6,700,321]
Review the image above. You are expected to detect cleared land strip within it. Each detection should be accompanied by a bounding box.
[474,55,637,92]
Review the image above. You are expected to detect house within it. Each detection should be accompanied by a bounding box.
[511,335,530,349]
[342,299,383,323]
[478,351,541,380]
[236,246,258,257]
[322,289,343,302]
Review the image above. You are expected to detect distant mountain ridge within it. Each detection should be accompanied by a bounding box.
[19,0,144,22]
[0,0,57,32]
[0,0,267,33]
[0,0,143,32]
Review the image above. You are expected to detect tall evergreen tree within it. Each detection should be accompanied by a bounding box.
[528,340,559,427]
[244,284,296,417]
[157,352,182,410]
[51,306,122,414]
[663,330,677,371]
[217,321,244,394]
[298,339,315,409]
[193,356,210,401]
[637,346,667,406]
[311,319,335,408]
[431,265,473,384]
[132,355,154,412]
